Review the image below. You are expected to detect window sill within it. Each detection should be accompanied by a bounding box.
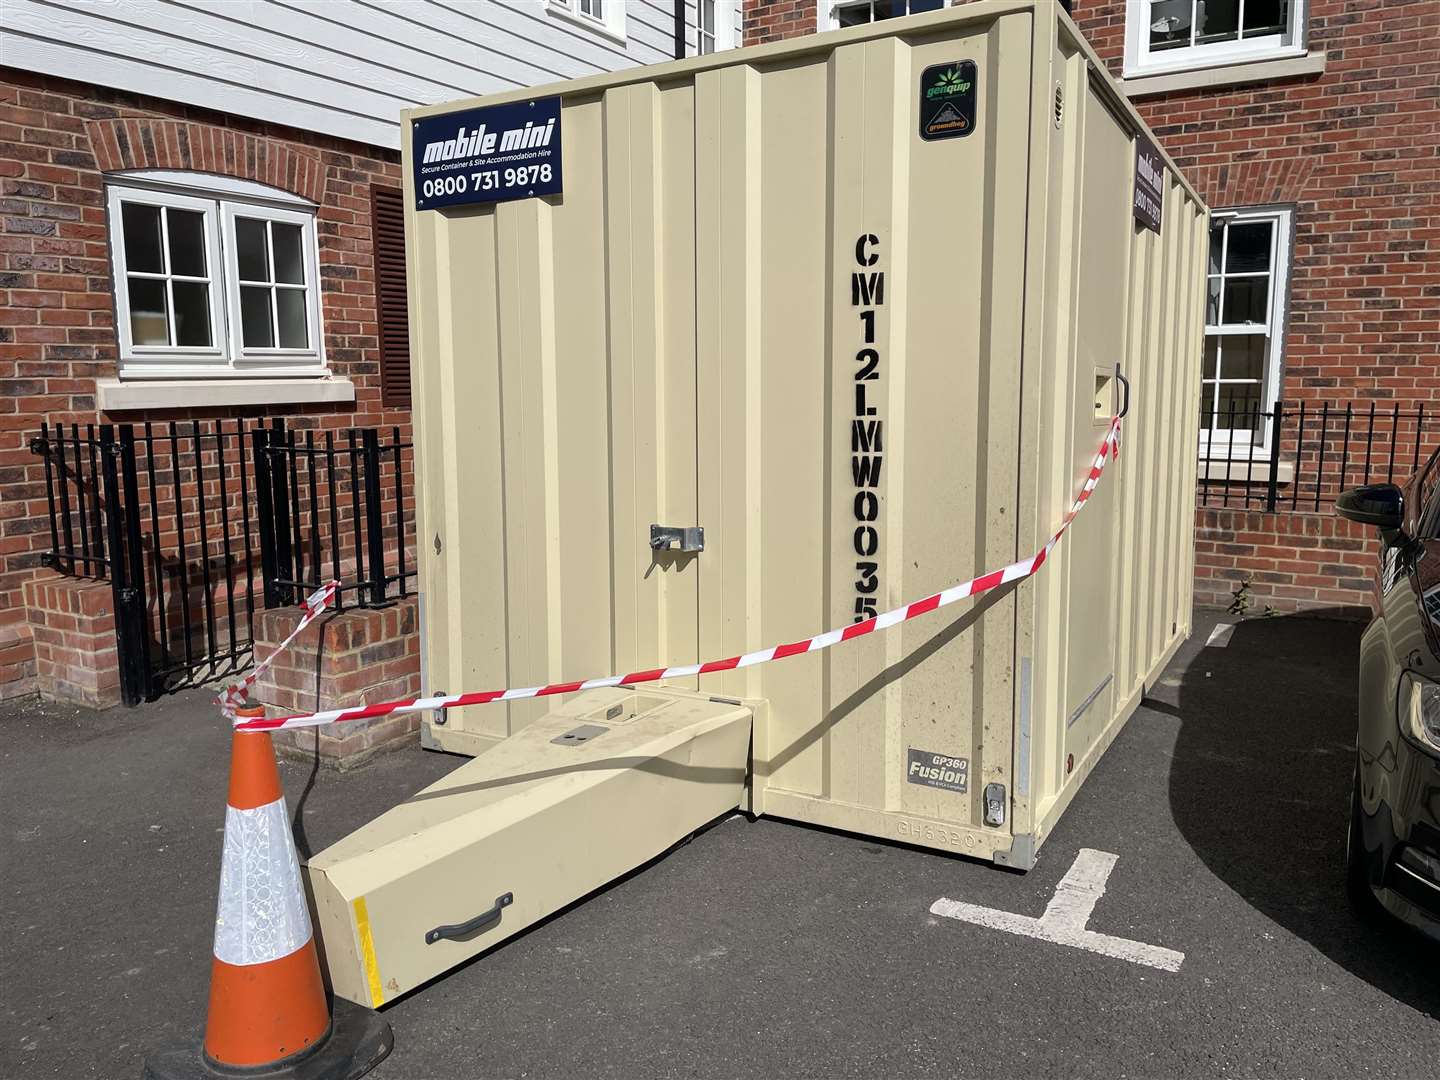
[1198,457,1293,485]
[1124,51,1326,99]
[546,5,627,45]
[97,376,356,412]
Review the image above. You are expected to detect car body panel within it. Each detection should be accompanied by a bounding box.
[1351,448,1440,942]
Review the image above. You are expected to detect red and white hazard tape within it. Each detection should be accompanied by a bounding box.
[218,580,339,719]
[232,418,1121,733]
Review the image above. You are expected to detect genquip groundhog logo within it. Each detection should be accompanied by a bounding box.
[919,61,977,142]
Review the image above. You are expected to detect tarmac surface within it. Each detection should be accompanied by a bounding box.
[4,608,1440,1078]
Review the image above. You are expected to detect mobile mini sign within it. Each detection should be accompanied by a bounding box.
[1132,131,1164,234]
[412,97,563,211]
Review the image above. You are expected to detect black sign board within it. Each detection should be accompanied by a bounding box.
[918,61,977,142]
[412,97,563,212]
[1133,132,1164,234]
[906,748,970,794]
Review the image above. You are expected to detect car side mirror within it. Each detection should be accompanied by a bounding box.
[1337,483,1407,546]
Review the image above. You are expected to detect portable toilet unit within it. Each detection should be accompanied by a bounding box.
[305,0,1207,1007]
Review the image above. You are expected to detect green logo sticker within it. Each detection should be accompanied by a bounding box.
[919,60,977,142]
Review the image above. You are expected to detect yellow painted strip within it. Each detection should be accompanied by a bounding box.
[353,896,385,1007]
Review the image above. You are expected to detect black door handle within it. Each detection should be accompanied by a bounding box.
[1115,364,1131,419]
[424,892,514,945]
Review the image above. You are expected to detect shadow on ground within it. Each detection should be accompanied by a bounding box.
[1169,612,1440,1018]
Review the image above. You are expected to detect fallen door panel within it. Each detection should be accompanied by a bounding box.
[305,687,752,1006]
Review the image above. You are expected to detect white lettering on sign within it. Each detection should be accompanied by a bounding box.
[851,233,885,623]
[422,119,556,164]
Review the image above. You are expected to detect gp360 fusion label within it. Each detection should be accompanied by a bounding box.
[907,748,969,793]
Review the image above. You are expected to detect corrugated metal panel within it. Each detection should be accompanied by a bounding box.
[407,2,1208,865]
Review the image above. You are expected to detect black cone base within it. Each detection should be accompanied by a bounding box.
[142,998,392,1080]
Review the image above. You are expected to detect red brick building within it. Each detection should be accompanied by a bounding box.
[2,0,1436,720]
[750,0,1440,617]
[0,1,733,718]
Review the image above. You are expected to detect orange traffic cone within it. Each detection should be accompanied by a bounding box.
[144,706,392,1079]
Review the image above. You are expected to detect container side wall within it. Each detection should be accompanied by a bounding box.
[1024,32,1208,845]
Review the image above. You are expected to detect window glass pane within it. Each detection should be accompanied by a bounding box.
[167,208,207,278]
[1222,277,1269,324]
[1224,221,1273,273]
[1208,225,1224,275]
[241,286,274,348]
[1217,383,1264,432]
[1242,0,1288,37]
[235,218,270,282]
[1216,334,1265,382]
[171,281,211,347]
[837,3,872,27]
[122,203,164,274]
[272,223,305,285]
[702,0,715,33]
[1203,336,1219,379]
[579,0,602,17]
[1206,277,1222,324]
[1149,0,1191,51]
[276,289,309,349]
[127,277,169,345]
[906,0,945,12]
[1196,0,1240,44]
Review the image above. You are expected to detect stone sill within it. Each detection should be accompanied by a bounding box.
[1198,459,1294,485]
[1124,51,1327,99]
[97,376,356,412]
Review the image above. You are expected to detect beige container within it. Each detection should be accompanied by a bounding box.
[404,1,1206,869]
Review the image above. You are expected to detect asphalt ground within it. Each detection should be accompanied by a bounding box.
[4,607,1439,1079]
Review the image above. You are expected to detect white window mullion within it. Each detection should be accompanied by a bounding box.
[159,206,178,348]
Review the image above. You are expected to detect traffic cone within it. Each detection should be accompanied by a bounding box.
[144,706,393,1079]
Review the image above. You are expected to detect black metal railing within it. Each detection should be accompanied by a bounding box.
[30,418,416,705]
[253,421,414,610]
[1197,399,1438,512]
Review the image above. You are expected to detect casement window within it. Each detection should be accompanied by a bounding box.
[548,0,627,42]
[821,0,946,30]
[1126,0,1308,78]
[1200,207,1292,452]
[107,174,325,379]
[697,0,738,55]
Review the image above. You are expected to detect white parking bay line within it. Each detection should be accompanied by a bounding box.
[1205,622,1236,647]
[929,848,1185,973]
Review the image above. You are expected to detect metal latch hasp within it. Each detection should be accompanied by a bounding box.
[650,524,705,553]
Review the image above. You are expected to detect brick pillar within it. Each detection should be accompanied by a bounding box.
[22,572,122,708]
[250,597,421,768]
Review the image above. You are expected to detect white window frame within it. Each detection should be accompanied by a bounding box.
[107,185,228,371]
[547,0,627,44]
[1125,0,1308,79]
[106,173,327,380]
[220,202,324,373]
[697,0,738,55]
[1200,206,1293,458]
[819,0,949,31]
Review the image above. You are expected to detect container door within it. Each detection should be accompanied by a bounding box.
[1060,93,1135,765]
[417,85,700,747]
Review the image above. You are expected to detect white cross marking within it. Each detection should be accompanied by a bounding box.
[929,848,1185,972]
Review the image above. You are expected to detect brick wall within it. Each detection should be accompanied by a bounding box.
[21,572,120,706]
[0,67,412,699]
[1195,507,1378,618]
[252,597,421,768]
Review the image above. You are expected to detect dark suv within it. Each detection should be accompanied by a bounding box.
[1338,460,1440,940]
